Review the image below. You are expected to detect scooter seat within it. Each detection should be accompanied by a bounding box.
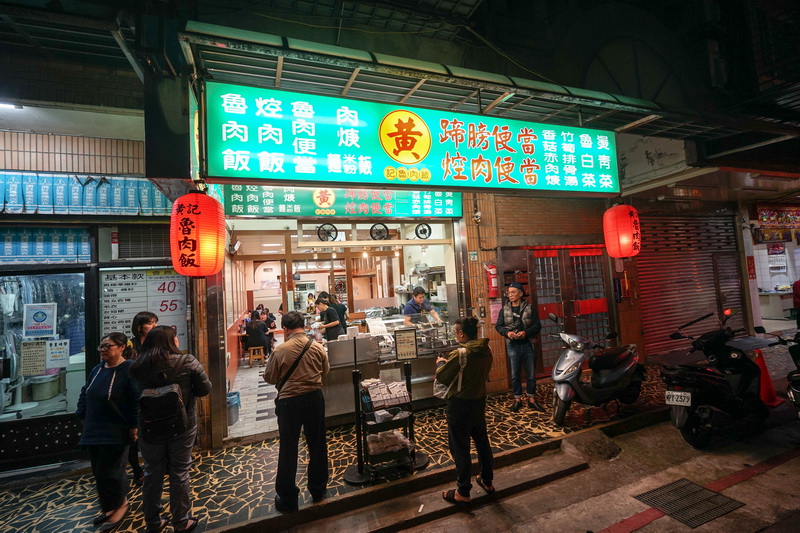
[589,347,630,371]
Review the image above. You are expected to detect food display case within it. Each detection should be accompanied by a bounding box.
[321,311,459,418]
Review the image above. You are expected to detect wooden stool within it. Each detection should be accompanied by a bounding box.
[249,346,265,367]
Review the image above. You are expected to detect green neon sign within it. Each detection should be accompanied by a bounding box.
[223,185,462,218]
[205,81,619,193]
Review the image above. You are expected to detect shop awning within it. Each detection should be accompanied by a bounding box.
[178,20,798,147]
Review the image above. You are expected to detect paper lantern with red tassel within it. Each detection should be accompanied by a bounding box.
[603,204,641,258]
[170,190,225,277]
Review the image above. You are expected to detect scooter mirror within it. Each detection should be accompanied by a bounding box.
[754,326,766,334]
[670,332,685,340]
[548,312,558,323]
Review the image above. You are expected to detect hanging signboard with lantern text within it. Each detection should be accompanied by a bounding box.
[223,185,462,217]
[204,81,619,193]
[170,191,226,277]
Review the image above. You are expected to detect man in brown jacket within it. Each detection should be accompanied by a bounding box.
[263,311,330,512]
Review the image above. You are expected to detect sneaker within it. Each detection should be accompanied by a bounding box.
[510,400,523,412]
[527,399,545,411]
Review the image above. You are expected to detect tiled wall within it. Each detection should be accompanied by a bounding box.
[753,240,800,290]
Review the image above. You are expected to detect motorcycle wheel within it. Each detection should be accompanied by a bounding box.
[679,417,712,449]
[619,379,642,404]
[553,395,571,426]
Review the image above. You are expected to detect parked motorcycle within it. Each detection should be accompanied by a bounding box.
[548,313,645,426]
[661,309,771,448]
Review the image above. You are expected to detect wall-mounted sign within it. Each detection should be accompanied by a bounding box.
[23,303,57,338]
[205,82,619,193]
[101,268,189,349]
[223,185,462,218]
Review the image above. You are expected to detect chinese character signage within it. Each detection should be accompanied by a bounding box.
[205,82,619,193]
[101,268,189,350]
[223,185,462,218]
[23,303,57,338]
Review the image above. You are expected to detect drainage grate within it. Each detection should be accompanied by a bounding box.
[634,478,744,528]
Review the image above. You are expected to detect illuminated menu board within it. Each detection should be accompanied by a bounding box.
[205,81,619,193]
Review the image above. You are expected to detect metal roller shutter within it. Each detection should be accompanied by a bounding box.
[118,224,170,259]
[637,215,745,356]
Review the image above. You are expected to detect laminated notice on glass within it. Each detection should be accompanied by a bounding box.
[394,328,418,361]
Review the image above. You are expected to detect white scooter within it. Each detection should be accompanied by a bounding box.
[549,313,646,426]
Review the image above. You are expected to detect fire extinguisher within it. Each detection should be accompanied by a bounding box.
[484,262,499,298]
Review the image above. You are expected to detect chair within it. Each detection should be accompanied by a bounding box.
[249,346,265,367]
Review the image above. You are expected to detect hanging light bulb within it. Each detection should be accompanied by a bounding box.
[421,246,427,256]
[362,248,369,258]
[313,252,318,260]
[394,247,400,257]
[332,250,337,259]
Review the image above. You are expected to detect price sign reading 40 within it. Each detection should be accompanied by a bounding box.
[146,271,188,349]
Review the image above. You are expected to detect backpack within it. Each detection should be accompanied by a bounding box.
[433,348,467,399]
[138,354,188,442]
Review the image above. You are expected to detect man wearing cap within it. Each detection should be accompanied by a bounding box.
[495,282,542,412]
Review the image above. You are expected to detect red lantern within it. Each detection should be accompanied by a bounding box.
[603,205,641,258]
[170,190,225,277]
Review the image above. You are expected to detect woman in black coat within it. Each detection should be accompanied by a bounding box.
[76,332,139,532]
[129,326,211,533]
[245,309,271,359]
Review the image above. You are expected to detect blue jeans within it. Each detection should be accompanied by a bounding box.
[507,341,537,398]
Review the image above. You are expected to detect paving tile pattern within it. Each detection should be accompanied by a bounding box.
[0,371,670,533]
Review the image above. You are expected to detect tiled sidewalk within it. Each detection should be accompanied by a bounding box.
[0,376,668,533]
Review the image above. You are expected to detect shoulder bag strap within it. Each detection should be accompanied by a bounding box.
[276,339,313,395]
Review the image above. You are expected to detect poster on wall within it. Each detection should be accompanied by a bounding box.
[21,340,47,375]
[46,339,70,369]
[205,81,619,194]
[100,268,189,350]
[23,303,57,338]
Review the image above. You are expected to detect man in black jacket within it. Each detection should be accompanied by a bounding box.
[495,282,542,412]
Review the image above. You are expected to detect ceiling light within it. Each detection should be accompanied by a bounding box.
[261,243,282,247]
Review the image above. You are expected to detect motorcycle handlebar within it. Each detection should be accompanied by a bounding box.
[676,312,714,331]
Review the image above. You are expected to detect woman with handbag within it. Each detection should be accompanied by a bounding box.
[434,316,495,507]
[76,332,139,532]
[129,326,211,533]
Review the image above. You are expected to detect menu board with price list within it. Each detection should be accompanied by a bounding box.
[101,268,188,350]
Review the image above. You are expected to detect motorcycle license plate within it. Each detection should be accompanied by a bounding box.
[665,391,691,406]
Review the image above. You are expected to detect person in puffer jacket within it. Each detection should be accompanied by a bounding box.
[128,326,211,533]
[435,316,495,507]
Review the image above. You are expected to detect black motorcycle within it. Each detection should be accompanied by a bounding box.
[661,310,771,448]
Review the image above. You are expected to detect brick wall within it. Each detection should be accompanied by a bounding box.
[0,131,144,174]
[463,193,608,396]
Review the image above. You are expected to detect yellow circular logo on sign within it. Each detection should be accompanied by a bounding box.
[379,110,431,165]
[313,189,336,208]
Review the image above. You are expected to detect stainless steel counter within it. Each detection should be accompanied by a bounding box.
[321,335,459,417]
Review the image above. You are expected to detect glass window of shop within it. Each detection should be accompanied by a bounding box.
[0,273,86,422]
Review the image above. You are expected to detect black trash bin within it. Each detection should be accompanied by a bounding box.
[226,391,241,425]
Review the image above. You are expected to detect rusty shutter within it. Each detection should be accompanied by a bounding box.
[637,215,745,356]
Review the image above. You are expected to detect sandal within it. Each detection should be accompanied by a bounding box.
[475,476,496,495]
[442,489,470,507]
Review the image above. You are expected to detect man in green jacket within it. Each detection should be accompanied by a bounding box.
[435,316,495,506]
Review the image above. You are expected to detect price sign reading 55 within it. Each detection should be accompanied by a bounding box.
[159,300,182,313]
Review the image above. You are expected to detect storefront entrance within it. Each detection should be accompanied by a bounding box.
[498,246,611,372]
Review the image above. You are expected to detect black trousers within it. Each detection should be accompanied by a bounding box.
[275,389,328,503]
[88,443,129,512]
[446,396,494,498]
